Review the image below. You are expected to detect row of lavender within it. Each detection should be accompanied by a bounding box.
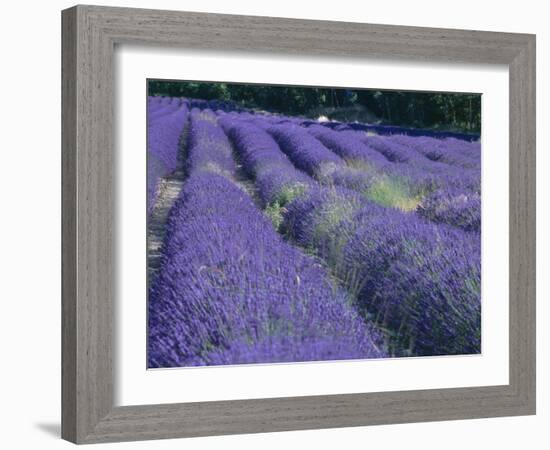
[147,97,188,213]
[147,96,481,365]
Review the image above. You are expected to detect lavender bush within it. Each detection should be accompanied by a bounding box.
[417,187,481,232]
[147,100,189,213]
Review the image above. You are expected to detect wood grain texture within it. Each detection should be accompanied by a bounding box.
[61,7,77,443]
[61,4,536,444]
[508,36,536,409]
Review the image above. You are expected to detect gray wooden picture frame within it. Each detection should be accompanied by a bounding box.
[61,4,536,444]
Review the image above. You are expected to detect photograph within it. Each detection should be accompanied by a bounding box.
[146,80,482,368]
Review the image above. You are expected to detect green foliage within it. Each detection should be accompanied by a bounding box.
[366,176,424,212]
[275,182,308,206]
[264,201,285,230]
[265,183,309,230]
[310,193,360,275]
[345,160,424,211]
[355,89,481,133]
[148,80,481,133]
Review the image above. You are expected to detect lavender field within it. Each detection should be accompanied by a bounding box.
[146,94,481,368]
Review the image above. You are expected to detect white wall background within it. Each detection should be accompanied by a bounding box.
[0,0,546,448]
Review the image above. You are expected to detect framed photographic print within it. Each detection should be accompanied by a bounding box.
[61,5,536,444]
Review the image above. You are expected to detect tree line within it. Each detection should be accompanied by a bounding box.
[148,80,481,133]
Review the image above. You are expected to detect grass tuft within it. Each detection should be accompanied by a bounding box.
[366,176,423,212]
[265,201,285,230]
[266,183,309,230]
[276,182,309,205]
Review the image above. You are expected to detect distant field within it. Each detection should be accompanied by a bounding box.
[146,96,481,369]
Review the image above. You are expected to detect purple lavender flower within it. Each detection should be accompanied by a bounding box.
[417,187,481,232]
[267,123,343,174]
[186,108,235,176]
[148,96,184,124]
